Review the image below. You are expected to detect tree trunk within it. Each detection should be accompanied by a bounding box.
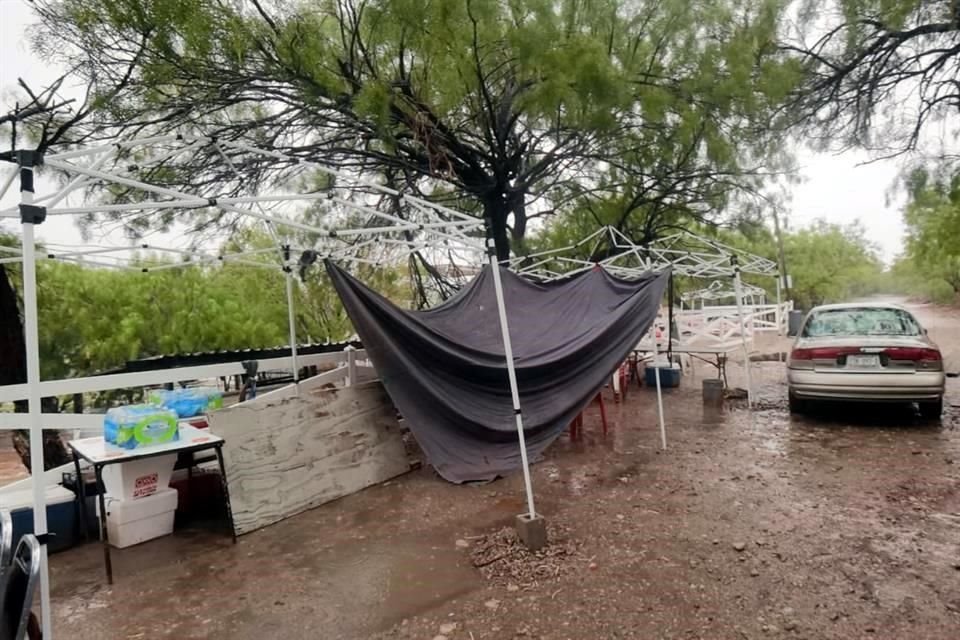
[508,191,527,254]
[482,197,511,261]
[0,263,70,472]
[770,207,791,300]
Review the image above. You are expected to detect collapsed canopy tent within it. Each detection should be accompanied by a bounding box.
[327,260,670,483]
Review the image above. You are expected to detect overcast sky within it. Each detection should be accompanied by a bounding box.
[0,0,908,260]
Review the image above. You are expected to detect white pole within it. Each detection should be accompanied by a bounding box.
[284,269,299,384]
[776,275,783,336]
[650,322,667,450]
[487,239,536,518]
[345,346,357,386]
[733,267,753,408]
[19,157,53,638]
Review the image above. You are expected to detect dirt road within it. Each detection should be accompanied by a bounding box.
[40,300,960,639]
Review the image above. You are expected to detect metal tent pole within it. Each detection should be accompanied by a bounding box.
[732,258,753,408]
[282,246,300,384]
[285,272,299,383]
[18,151,53,638]
[776,275,783,336]
[650,319,667,450]
[667,272,675,364]
[486,239,536,519]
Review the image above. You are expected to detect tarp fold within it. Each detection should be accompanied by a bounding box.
[326,261,669,483]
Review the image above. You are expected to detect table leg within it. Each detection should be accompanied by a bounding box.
[95,465,113,585]
[215,446,237,543]
[186,457,194,513]
[73,452,88,543]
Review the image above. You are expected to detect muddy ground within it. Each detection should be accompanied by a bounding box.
[9,300,960,639]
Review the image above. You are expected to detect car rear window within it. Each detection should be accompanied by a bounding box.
[802,308,922,337]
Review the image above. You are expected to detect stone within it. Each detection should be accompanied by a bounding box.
[455,539,470,549]
[784,620,798,631]
[507,584,520,592]
[485,599,501,610]
[733,542,747,552]
[515,513,548,551]
[750,568,760,577]
[439,622,458,635]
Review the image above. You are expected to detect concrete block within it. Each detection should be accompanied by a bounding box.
[515,513,547,551]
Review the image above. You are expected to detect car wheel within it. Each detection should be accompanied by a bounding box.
[919,398,943,420]
[788,393,806,414]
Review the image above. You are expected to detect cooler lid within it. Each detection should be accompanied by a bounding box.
[0,485,76,512]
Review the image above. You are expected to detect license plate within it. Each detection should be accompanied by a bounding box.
[847,354,880,368]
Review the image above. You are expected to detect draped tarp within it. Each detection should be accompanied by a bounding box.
[325,260,670,483]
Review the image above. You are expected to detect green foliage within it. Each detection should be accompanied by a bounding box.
[780,220,884,309]
[885,255,956,304]
[26,250,406,381]
[35,260,290,379]
[901,167,960,297]
[22,0,801,258]
[0,230,412,415]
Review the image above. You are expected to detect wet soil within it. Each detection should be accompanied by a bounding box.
[31,301,960,638]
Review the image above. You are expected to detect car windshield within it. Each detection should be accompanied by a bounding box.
[802,308,922,338]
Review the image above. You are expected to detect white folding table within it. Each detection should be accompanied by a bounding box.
[67,424,236,584]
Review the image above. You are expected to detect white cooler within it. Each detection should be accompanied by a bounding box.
[96,488,178,548]
[100,454,177,500]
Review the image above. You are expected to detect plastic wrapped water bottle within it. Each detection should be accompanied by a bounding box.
[104,405,180,449]
[147,387,223,418]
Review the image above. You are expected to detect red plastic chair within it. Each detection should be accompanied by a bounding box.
[613,361,629,402]
[569,392,608,441]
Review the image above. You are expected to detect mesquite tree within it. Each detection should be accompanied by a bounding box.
[22,0,798,258]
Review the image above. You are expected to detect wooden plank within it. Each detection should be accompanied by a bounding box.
[208,380,408,535]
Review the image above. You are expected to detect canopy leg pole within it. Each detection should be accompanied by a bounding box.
[667,272,675,364]
[776,275,784,365]
[776,275,783,337]
[650,326,667,450]
[284,267,299,384]
[20,153,53,638]
[487,243,536,520]
[733,263,753,408]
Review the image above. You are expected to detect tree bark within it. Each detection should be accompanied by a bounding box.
[508,191,527,253]
[483,197,512,261]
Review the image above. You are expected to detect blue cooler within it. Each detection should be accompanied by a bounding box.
[645,363,682,388]
[0,485,77,553]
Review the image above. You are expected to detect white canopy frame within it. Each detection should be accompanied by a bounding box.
[506,225,778,280]
[0,134,546,637]
[680,279,768,307]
